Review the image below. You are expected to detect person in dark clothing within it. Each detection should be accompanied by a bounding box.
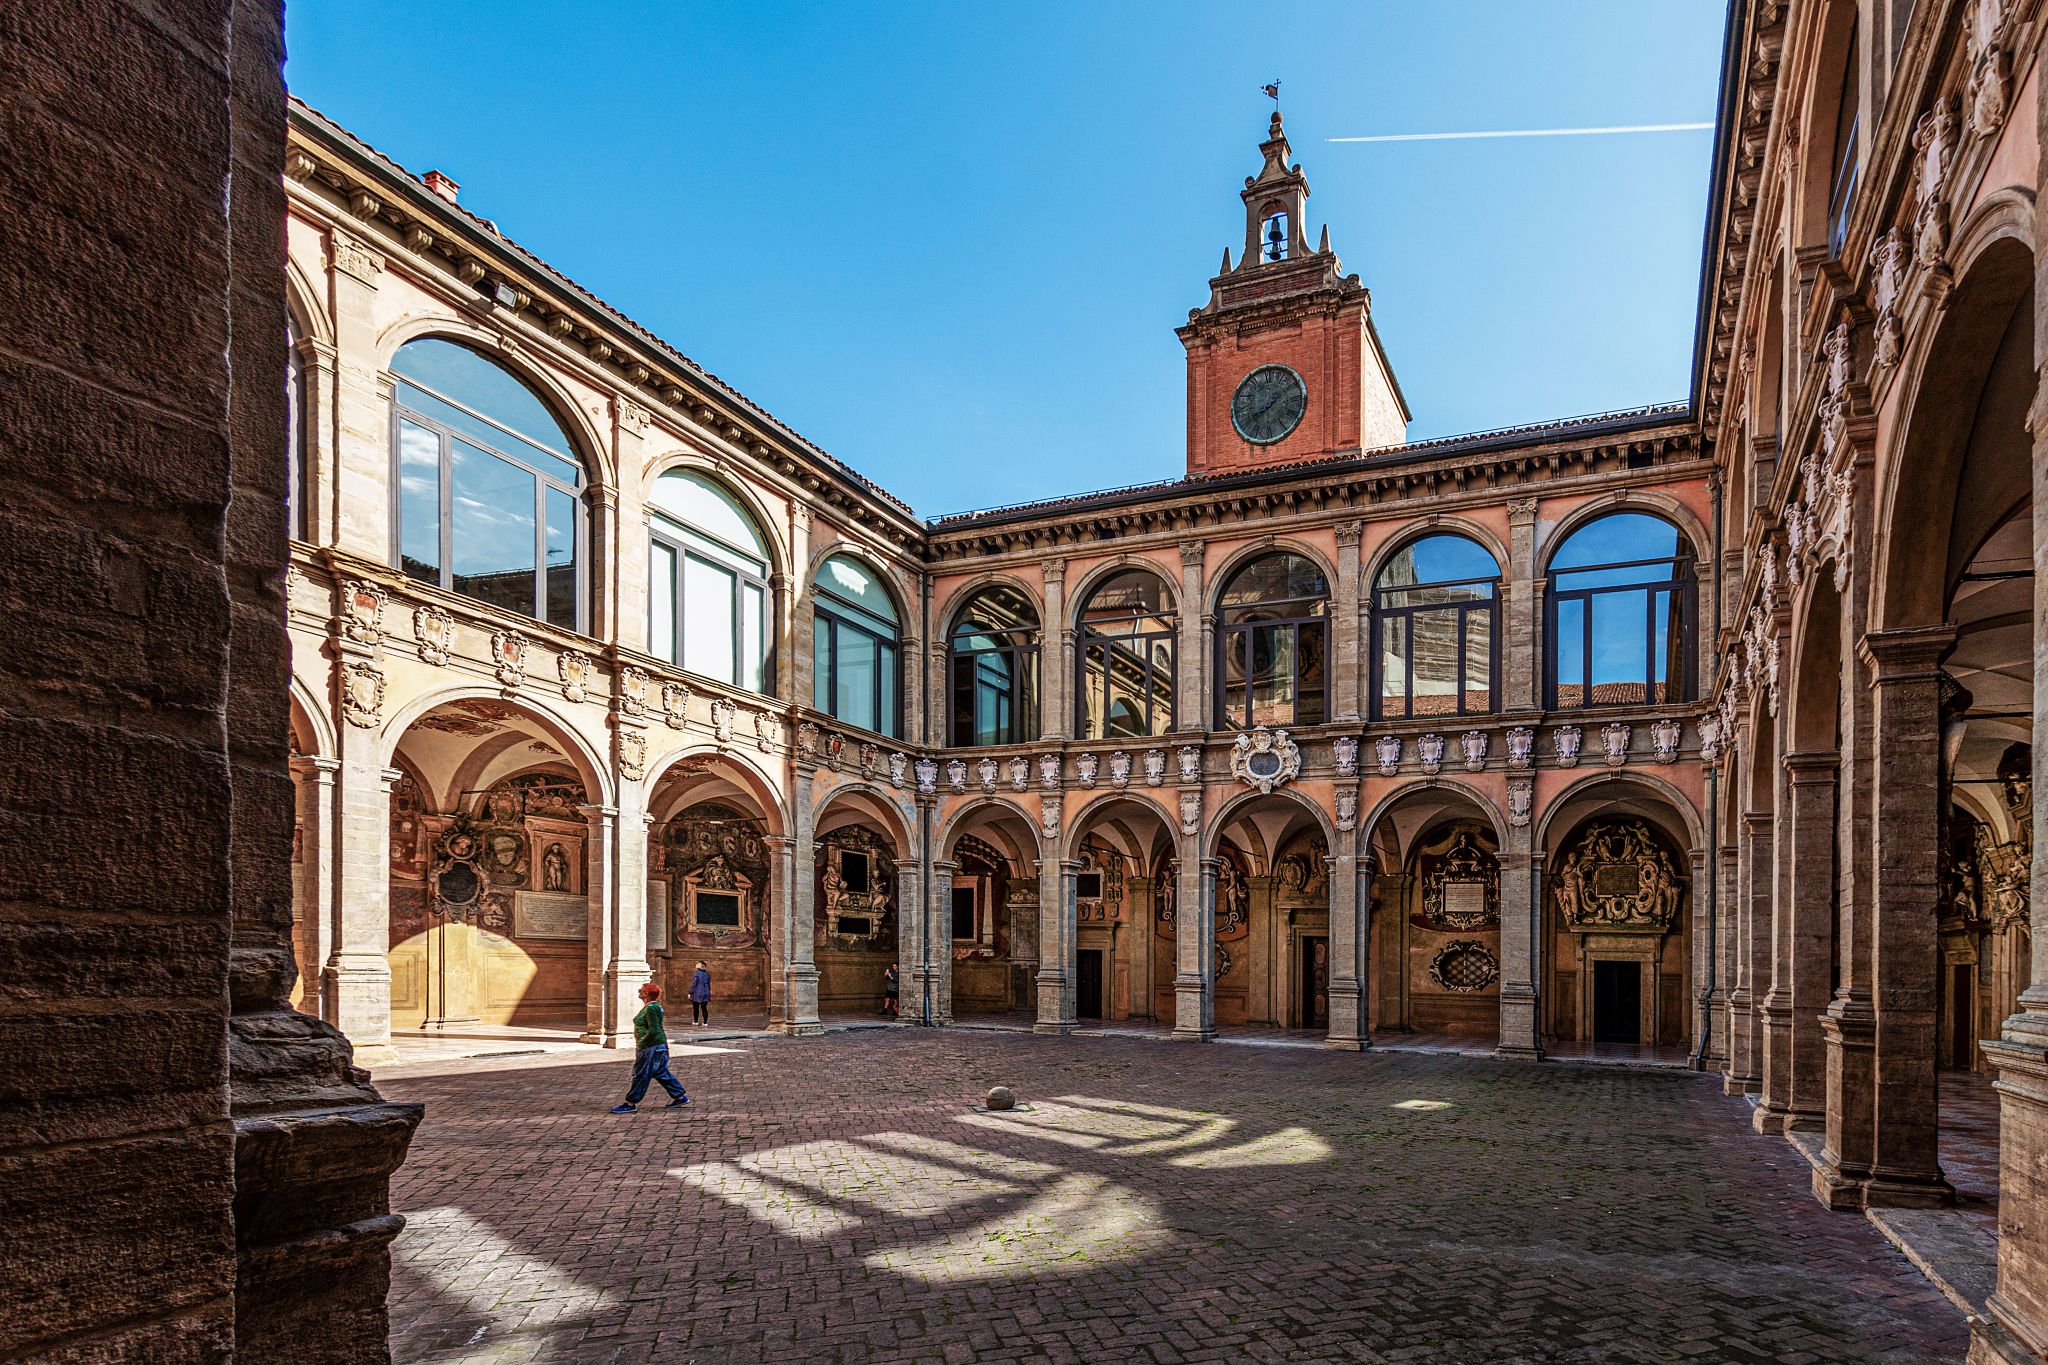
[689,960,711,1026]
[611,982,688,1113]
[882,962,899,1018]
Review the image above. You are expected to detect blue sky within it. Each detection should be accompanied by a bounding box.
[286,2,1726,519]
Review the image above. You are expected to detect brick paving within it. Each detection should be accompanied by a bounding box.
[378,1031,1967,1364]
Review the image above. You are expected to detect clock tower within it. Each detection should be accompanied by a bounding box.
[1179,111,1409,477]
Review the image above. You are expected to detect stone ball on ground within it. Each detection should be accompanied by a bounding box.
[985,1085,1016,1111]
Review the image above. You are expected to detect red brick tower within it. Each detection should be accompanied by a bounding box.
[1179,111,1409,476]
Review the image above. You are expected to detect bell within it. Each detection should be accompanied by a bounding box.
[1265,214,1286,262]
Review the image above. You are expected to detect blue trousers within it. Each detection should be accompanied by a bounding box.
[625,1044,686,1104]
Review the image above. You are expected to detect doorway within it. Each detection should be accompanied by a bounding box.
[1592,960,1640,1044]
[1076,949,1104,1020]
[1299,936,1328,1031]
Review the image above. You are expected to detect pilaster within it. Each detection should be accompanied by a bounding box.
[1325,850,1368,1049]
[290,754,339,1024]
[1174,851,1218,1041]
[1333,521,1364,722]
[1035,856,1079,1033]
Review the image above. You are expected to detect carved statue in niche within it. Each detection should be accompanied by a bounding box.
[388,770,427,881]
[664,802,769,948]
[815,824,897,949]
[2000,741,2033,860]
[1075,836,1127,924]
[500,771,584,819]
[1414,828,1499,931]
[953,833,1012,961]
[542,842,569,892]
[1274,831,1328,901]
[1153,848,1249,941]
[1553,819,1683,932]
[481,829,528,887]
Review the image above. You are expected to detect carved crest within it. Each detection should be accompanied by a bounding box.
[1554,724,1583,769]
[1965,0,2014,137]
[618,729,647,782]
[797,721,819,759]
[617,665,649,717]
[558,650,593,704]
[661,681,690,729]
[1178,745,1202,782]
[1460,730,1489,772]
[1332,736,1359,777]
[860,742,879,776]
[977,756,999,793]
[1076,752,1100,788]
[1417,733,1446,776]
[1108,750,1132,789]
[341,659,384,728]
[490,630,529,693]
[413,604,453,666]
[755,710,782,753]
[1871,228,1908,369]
[1144,749,1167,786]
[1428,940,1499,993]
[1040,752,1061,789]
[946,758,968,793]
[1178,788,1202,836]
[1419,831,1499,930]
[1505,726,1534,770]
[1652,717,1682,764]
[1039,794,1062,840]
[1009,754,1031,791]
[709,697,736,743]
[1553,820,1682,933]
[1374,733,1402,776]
[914,756,937,794]
[1335,788,1357,833]
[889,751,909,788]
[1602,721,1631,767]
[1231,728,1300,794]
[338,579,386,646]
[1508,778,1533,828]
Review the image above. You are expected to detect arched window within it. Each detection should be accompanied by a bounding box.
[1826,14,1860,257]
[948,584,1039,747]
[649,469,772,695]
[813,553,899,736]
[287,313,308,541]
[1373,534,1499,719]
[1078,570,1175,738]
[391,337,585,630]
[1217,552,1328,728]
[1546,512,1696,709]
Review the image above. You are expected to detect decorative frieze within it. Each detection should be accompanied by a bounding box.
[331,232,383,285]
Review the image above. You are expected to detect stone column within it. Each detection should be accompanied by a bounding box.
[1174,850,1218,1041]
[1759,750,1835,1133]
[1818,606,1882,1207]
[1326,851,1368,1049]
[1505,498,1541,710]
[300,338,338,544]
[588,485,621,646]
[598,801,654,1047]
[1703,831,1736,1070]
[782,778,822,1032]
[1725,810,1771,1094]
[1041,558,1067,740]
[1178,540,1208,730]
[1035,855,1079,1033]
[912,857,947,1025]
[1333,521,1364,722]
[331,753,398,1064]
[576,803,628,1046]
[1497,825,1542,1058]
[1843,626,1955,1208]
[327,231,392,560]
[291,754,339,1023]
[1688,848,1719,1066]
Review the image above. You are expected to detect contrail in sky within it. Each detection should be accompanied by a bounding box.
[1328,122,1713,143]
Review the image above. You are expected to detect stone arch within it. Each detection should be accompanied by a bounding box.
[1064,555,1182,636]
[1204,537,1338,616]
[1358,776,1509,856]
[1360,517,1510,593]
[1062,790,1178,862]
[1785,568,1847,756]
[289,674,336,759]
[380,686,613,808]
[813,779,916,853]
[284,251,331,346]
[1205,784,1337,856]
[1785,0,1862,249]
[1536,489,1712,574]
[802,536,916,625]
[1532,770,1706,855]
[374,313,616,492]
[644,741,790,836]
[643,449,795,582]
[935,795,1044,866]
[936,570,1046,633]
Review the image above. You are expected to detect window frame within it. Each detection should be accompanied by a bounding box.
[947,587,1040,748]
[650,506,775,697]
[1076,571,1177,739]
[1543,517,1698,712]
[1213,554,1330,730]
[813,557,901,737]
[387,347,588,633]
[1370,538,1501,722]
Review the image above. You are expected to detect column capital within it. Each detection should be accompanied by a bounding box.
[577,802,620,824]
[923,858,955,874]
[1783,749,1838,779]
[291,754,341,779]
[1333,520,1364,549]
[1179,540,1206,567]
[1857,624,1956,679]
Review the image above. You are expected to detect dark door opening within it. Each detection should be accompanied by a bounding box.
[1952,963,1975,1070]
[1076,949,1104,1020]
[1593,960,1641,1044]
[1299,937,1328,1031]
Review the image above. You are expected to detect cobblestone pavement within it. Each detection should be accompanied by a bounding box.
[379,1031,1967,1364]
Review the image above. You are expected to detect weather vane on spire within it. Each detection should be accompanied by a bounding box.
[1261,80,1281,113]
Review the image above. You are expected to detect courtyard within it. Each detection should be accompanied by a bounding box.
[379,1032,1965,1364]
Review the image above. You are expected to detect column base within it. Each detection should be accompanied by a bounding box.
[1811,1161,1871,1211]
[1322,1034,1368,1052]
[1171,1026,1216,1043]
[1495,1043,1546,1061]
[348,1043,397,1069]
[1034,1021,1077,1037]
[1974,1296,2048,1365]
[1752,1103,1824,1135]
[778,1021,827,1037]
[579,1029,631,1050]
[1723,1072,1761,1096]
[1861,1170,1956,1210]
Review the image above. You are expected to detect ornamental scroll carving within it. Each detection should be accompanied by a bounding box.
[1554,820,1683,933]
[1231,727,1299,794]
[1417,831,1499,931]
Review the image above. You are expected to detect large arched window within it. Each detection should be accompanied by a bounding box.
[1546,512,1696,709]
[813,553,899,736]
[287,313,308,542]
[1217,552,1328,728]
[650,469,772,695]
[948,584,1039,747]
[1373,534,1499,719]
[391,336,586,630]
[1078,570,1175,738]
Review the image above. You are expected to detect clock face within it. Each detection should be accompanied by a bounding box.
[1231,365,1307,444]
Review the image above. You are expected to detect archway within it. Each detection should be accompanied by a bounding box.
[813,785,913,1018]
[1066,794,1176,1025]
[939,800,1042,1019]
[647,752,785,1025]
[1209,790,1332,1031]
[1362,783,1505,1044]
[384,697,602,1030]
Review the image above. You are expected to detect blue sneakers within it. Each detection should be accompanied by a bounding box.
[666,1095,691,1108]
[609,1103,637,1114]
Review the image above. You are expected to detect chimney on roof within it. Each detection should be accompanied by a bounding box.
[423,169,459,204]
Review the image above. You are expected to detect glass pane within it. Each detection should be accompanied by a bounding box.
[649,469,769,564]
[877,643,897,738]
[1379,614,1408,718]
[1248,624,1296,728]
[1222,553,1328,609]
[836,625,878,731]
[1464,606,1493,713]
[545,487,577,629]
[742,582,767,694]
[650,541,677,663]
[1222,629,1248,727]
[812,617,834,713]
[1651,589,1675,703]
[951,584,1038,644]
[450,439,537,617]
[683,554,737,684]
[1556,598,1585,706]
[1589,588,1650,706]
[1080,646,1107,740]
[1297,622,1326,724]
[973,650,1013,746]
[817,554,898,628]
[950,653,976,746]
[1550,513,1686,573]
[1410,606,1461,717]
[397,418,440,584]
[1378,535,1499,592]
[391,338,580,477]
